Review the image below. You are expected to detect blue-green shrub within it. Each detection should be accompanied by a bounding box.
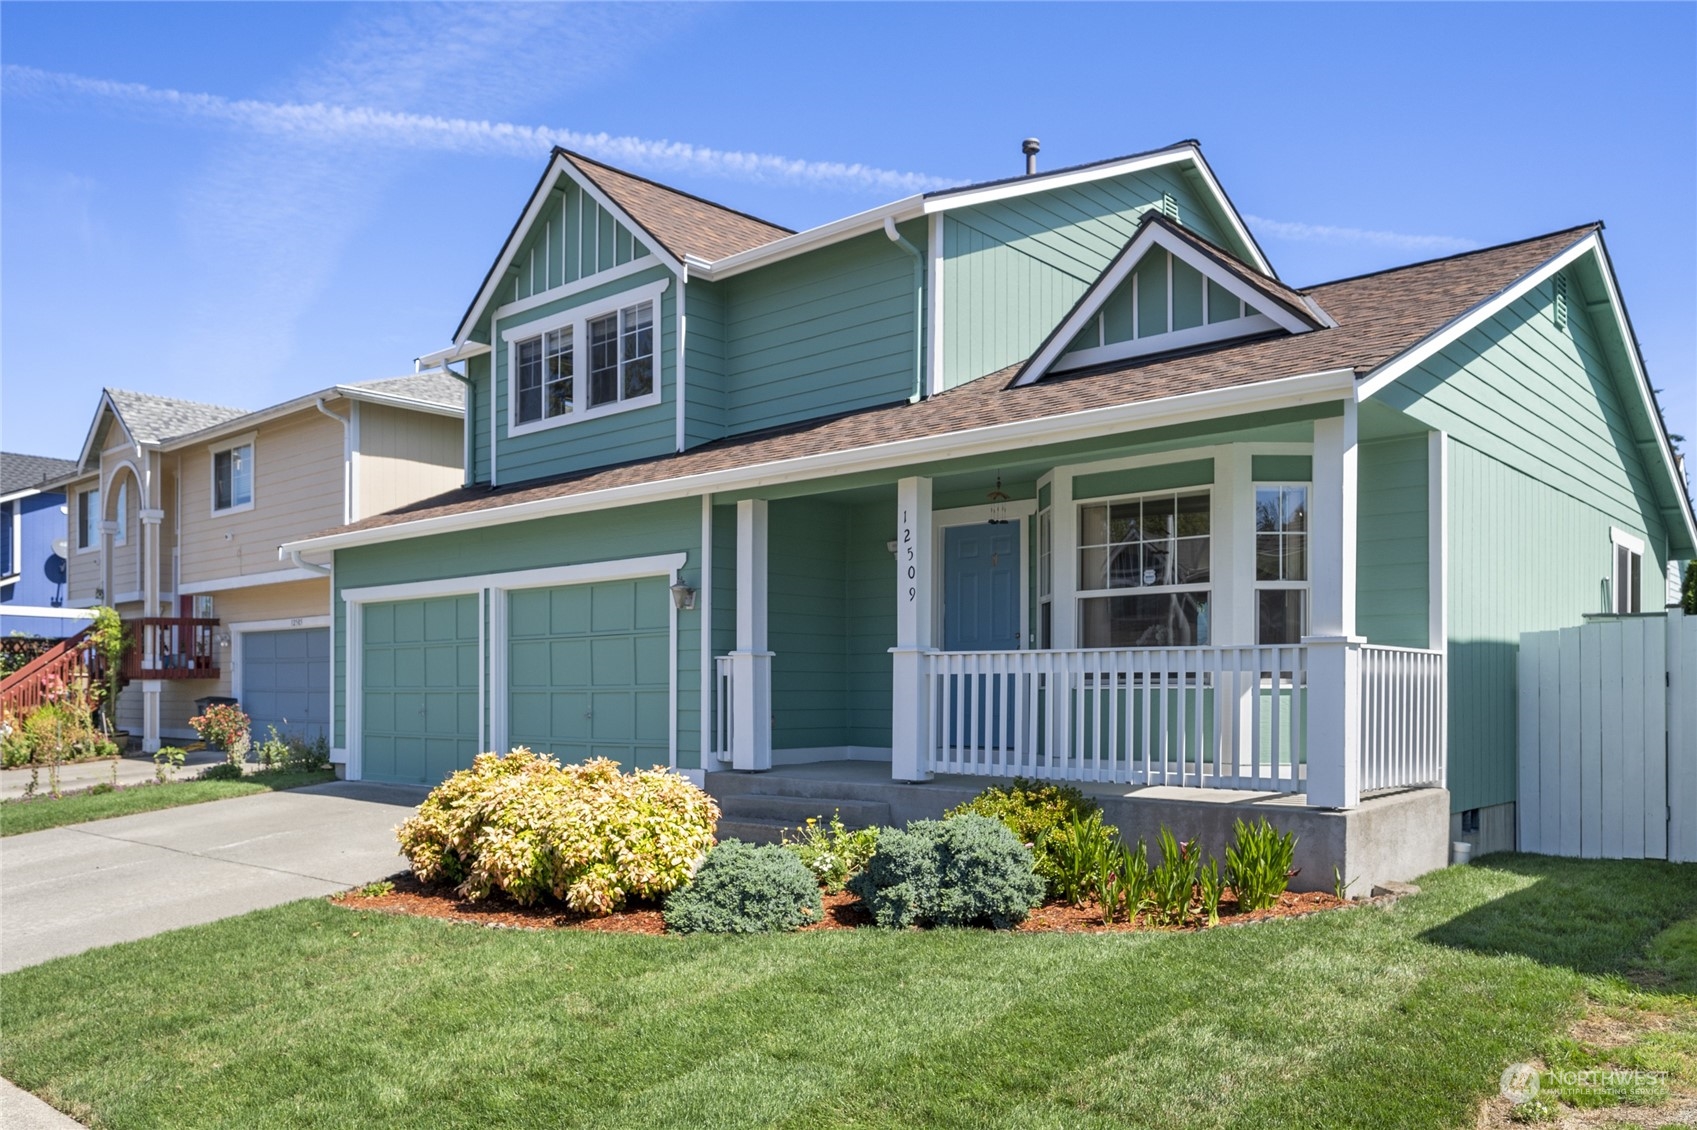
[848,814,1044,929]
[664,840,823,934]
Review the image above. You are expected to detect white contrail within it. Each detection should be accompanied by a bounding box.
[2,64,952,194]
[1245,213,1476,254]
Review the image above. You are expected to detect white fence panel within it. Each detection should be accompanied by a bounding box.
[1518,610,1696,862]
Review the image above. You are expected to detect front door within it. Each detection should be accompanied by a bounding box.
[943,521,1021,650]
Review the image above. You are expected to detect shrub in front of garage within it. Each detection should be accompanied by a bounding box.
[397,748,720,915]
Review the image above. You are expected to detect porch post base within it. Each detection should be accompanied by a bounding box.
[728,650,773,772]
[889,646,933,782]
[1303,634,1363,809]
[140,679,162,755]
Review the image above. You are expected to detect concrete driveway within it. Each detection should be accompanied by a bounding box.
[0,780,426,973]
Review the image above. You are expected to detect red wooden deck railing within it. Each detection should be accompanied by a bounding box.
[123,618,221,680]
[0,626,104,717]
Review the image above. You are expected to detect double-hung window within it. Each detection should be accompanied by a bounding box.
[112,481,129,546]
[507,281,663,434]
[213,441,254,513]
[1077,489,1211,647]
[77,488,100,551]
[1254,483,1308,644]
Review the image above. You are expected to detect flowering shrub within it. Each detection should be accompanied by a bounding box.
[781,812,879,893]
[3,684,109,765]
[189,703,250,756]
[396,749,720,916]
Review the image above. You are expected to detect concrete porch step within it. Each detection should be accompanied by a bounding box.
[718,793,891,828]
[714,817,796,845]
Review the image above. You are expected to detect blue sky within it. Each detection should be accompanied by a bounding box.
[3,2,1693,462]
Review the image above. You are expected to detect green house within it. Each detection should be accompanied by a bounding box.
[283,140,1693,880]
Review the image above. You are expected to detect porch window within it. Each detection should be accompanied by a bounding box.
[1254,483,1308,644]
[1077,489,1210,647]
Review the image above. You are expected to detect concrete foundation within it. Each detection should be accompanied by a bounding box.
[706,761,1450,897]
[1450,801,1516,859]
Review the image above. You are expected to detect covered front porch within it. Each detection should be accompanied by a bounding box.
[702,401,1448,811]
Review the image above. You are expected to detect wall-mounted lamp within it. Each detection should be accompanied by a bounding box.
[886,540,899,555]
[670,581,698,612]
[216,631,232,650]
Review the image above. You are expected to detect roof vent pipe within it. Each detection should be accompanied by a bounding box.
[1022,138,1041,176]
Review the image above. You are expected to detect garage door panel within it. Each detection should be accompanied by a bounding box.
[364,649,394,689]
[425,599,461,642]
[424,645,460,688]
[510,641,550,686]
[393,603,425,643]
[361,594,480,785]
[394,648,425,686]
[507,580,669,767]
[242,627,330,743]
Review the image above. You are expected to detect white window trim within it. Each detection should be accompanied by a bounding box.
[76,488,100,553]
[1074,485,1214,647]
[1610,527,1646,556]
[1611,527,1645,614]
[1252,480,1313,645]
[501,277,669,438]
[5,501,21,581]
[209,432,259,517]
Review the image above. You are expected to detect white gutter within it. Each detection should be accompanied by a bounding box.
[313,397,354,525]
[283,367,1356,555]
[883,217,925,404]
[288,549,332,577]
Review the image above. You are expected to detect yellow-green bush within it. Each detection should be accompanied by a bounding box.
[396,749,720,915]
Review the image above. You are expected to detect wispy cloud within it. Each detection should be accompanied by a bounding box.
[2,64,950,195]
[1245,214,1477,254]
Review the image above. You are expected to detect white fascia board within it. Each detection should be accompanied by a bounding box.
[691,196,924,281]
[333,386,464,419]
[1016,222,1311,386]
[160,396,335,452]
[1182,149,1276,277]
[180,566,327,595]
[74,392,125,473]
[454,153,687,347]
[919,147,1198,214]
[282,367,1356,555]
[417,340,493,368]
[1356,234,1595,402]
[0,487,44,504]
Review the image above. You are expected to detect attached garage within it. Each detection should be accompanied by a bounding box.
[359,594,480,784]
[240,628,330,743]
[506,576,670,768]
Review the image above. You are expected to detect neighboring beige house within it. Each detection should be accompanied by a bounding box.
[54,375,465,751]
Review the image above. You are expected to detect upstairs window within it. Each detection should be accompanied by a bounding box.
[505,281,663,436]
[112,481,129,546]
[213,441,254,513]
[1077,489,1211,647]
[77,488,100,551]
[1255,483,1309,644]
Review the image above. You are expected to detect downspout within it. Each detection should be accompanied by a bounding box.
[422,357,476,489]
[313,397,353,524]
[884,217,925,403]
[288,549,331,577]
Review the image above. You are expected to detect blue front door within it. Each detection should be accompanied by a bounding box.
[944,521,1022,650]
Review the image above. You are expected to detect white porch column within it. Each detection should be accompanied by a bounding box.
[729,499,773,771]
[139,508,165,753]
[98,520,117,609]
[1211,447,1256,773]
[890,476,934,781]
[1305,401,1362,809]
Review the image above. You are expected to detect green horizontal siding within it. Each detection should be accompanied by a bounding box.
[332,498,703,769]
[1074,458,1213,501]
[1355,436,1428,649]
[769,500,849,749]
[468,353,491,484]
[941,164,1248,389]
[491,263,678,483]
[682,279,727,449]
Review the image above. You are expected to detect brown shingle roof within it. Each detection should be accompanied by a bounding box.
[317,224,1598,540]
[559,150,793,264]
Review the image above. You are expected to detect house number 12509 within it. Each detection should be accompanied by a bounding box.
[901,510,917,602]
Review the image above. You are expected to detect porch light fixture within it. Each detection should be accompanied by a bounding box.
[987,475,1011,525]
[670,581,698,612]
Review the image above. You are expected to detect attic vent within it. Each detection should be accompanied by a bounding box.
[1553,272,1569,330]
[1160,192,1179,221]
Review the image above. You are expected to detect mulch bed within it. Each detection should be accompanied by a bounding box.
[332,874,1346,935]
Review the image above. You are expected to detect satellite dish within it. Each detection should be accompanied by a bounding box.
[51,538,68,558]
[43,554,67,585]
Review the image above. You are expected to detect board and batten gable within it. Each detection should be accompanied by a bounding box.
[1374,257,1682,814]
[939,164,1249,390]
[330,497,704,768]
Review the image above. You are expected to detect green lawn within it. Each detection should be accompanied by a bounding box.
[0,769,338,836]
[1,855,1694,1129]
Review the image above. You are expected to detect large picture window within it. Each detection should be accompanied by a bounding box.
[1077,489,1210,647]
[1254,483,1308,644]
[507,283,661,435]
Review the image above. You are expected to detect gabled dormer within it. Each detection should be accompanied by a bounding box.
[1014,213,1330,385]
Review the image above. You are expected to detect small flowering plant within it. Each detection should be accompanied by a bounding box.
[189,703,251,757]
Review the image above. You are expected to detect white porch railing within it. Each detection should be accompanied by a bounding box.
[713,654,734,763]
[922,646,1311,791]
[1359,644,1447,792]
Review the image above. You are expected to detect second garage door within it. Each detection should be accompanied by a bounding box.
[507,577,669,768]
[361,594,480,785]
[241,628,330,744]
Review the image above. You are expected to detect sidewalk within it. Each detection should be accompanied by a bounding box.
[0,749,224,800]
